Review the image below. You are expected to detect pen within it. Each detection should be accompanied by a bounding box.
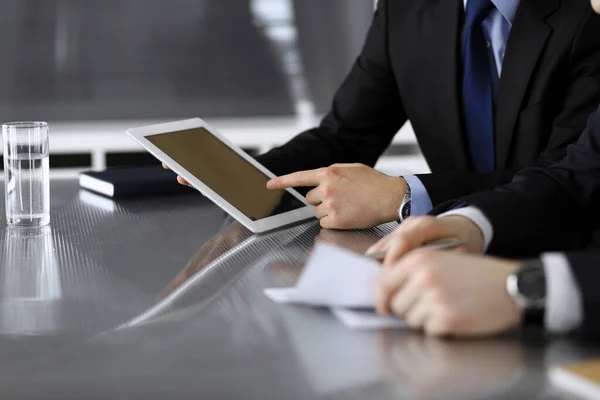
[364,238,467,261]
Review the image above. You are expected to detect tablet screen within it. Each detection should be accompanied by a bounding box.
[147,128,306,221]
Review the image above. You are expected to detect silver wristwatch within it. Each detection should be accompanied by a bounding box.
[397,179,411,223]
[506,259,546,312]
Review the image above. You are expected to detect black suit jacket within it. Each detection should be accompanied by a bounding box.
[257,0,600,205]
[434,106,600,337]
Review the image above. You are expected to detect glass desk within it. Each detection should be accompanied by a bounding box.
[0,180,597,399]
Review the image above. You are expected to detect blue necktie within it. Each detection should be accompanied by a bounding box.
[462,0,495,172]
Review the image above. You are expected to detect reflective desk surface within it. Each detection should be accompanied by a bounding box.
[0,180,597,399]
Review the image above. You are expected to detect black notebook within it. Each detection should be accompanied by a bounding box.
[79,166,194,198]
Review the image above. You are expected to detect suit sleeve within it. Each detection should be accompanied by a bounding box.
[563,251,600,339]
[418,9,600,207]
[435,106,600,259]
[255,0,406,182]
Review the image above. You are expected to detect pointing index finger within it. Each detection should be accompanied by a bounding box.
[267,169,323,190]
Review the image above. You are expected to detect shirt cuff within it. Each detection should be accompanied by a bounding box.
[437,207,494,252]
[403,176,433,217]
[542,253,583,333]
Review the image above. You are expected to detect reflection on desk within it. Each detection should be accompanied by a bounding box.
[0,225,153,337]
[161,218,253,297]
[2,180,600,399]
[0,226,61,336]
[379,333,524,399]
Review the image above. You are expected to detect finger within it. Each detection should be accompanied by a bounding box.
[330,163,356,169]
[365,235,393,256]
[375,273,392,315]
[267,169,323,190]
[383,237,415,267]
[177,176,190,186]
[382,218,446,267]
[366,221,413,255]
[314,203,328,220]
[424,310,451,337]
[375,262,411,315]
[319,215,339,230]
[454,245,470,254]
[388,269,427,318]
[368,221,417,262]
[305,187,324,206]
[404,289,435,330]
[162,163,169,169]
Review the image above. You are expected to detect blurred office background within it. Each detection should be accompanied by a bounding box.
[0,0,427,176]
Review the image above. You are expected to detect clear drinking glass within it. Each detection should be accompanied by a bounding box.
[2,122,50,227]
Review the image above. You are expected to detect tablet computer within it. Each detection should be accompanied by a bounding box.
[126,118,315,233]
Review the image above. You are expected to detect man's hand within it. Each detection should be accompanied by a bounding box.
[267,163,406,229]
[366,215,486,267]
[375,250,522,337]
[162,163,191,187]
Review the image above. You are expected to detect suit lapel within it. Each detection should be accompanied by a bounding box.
[495,0,559,167]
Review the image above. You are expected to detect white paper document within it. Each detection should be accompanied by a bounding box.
[331,308,406,330]
[264,243,405,329]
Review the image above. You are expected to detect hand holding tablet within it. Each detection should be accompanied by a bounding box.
[127,118,315,233]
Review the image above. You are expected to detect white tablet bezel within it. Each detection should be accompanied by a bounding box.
[126,118,315,233]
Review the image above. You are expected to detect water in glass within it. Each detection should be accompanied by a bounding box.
[5,151,50,227]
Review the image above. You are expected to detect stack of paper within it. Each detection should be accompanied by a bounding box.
[264,243,405,330]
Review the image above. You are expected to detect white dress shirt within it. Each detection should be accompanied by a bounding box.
[439,207,584,333]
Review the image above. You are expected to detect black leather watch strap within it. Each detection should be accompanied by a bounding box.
[516,258,546,327]
[523,308,545,327]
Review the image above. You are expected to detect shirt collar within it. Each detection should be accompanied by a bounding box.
[463,0,520,26]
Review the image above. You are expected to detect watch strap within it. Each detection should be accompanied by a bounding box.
[523,308,545,327]
[510,258,546,327]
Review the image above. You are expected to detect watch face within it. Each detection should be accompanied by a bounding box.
[401,201,411,220]
[517,267,546,301]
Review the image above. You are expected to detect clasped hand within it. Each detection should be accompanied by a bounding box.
[368,216,522,337]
